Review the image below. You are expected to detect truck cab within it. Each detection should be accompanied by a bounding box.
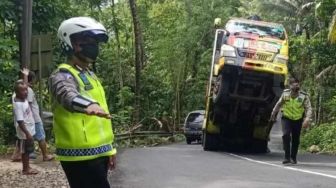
[214,18,288,78]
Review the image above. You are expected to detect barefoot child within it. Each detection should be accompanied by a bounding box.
[13,80,38,175]
[22,69,54,161]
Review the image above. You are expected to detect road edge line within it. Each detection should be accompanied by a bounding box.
[228,153,336,180]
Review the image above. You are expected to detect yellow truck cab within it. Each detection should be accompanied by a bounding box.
[203,17,289,152]
[214,18,289,77]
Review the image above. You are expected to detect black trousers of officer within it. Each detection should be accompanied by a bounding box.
[61,156,110,188]
[281,117,303,160]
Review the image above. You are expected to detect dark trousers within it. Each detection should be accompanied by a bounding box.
[281,117,303,160]
[61,156,110,188]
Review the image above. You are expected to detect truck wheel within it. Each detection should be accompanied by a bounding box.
[253,140,268,153]
[212,74,229,104]
[202,132,220,151]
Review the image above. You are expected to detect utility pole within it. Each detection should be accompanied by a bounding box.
[20,0,33,68]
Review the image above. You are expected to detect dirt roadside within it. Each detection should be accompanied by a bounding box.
[0,154,69,188]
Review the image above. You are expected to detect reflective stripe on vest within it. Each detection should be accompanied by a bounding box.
[282,91,305,120]
[52,63,116,161]
[56,144,112,157]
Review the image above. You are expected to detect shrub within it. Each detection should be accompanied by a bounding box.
[301,122,336,153]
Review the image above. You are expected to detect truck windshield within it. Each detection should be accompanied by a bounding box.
[187,113,204,123]
[226,21,285,40]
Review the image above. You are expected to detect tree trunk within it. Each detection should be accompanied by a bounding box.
[19,0,33,69]
[129,0,145,123]
[299,28,311,80]
[315,90,321,125]
[112,0,124,90]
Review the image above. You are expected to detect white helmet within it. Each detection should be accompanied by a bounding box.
[57,17,108,53]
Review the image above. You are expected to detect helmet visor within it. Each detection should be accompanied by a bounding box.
[89,30,109,42]
[71,30,108,43]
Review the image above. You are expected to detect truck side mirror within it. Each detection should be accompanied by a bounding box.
[215,29,230,51]
[216,30,224,50]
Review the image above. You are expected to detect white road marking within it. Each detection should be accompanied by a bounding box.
[228,153,336,180]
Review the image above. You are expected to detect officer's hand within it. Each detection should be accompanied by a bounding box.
[108,155,116,170]
[269,113,276,122]
[302,120,310,129]
[85,104,111,119]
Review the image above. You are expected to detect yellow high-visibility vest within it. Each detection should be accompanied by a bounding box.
[282,90,306,121]
[52,63,116,161]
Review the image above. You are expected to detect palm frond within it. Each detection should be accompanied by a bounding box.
[316,64,336,81]
[277,0,300,10]
[258,1,297,16]
[299,2,315,15]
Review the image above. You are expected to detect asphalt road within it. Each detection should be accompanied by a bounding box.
[109,122,336,188]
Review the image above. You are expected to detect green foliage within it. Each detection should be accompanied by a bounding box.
[301,122,336,153]
[0,37,19,146]
[321,91,336,121]
[0,38,19,91]
[112,87,135,132]
[0,0,18,36]
[0,98,16,145]
[32,0,77,34]
[315,0,336,22]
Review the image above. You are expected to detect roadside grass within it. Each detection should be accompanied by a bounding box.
[300,122,336,154]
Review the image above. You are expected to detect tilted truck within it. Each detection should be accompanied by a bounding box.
[202,17,289,152]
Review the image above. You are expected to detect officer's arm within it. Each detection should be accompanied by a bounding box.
[271,93,285,118]
[303,96,313,123]
[49,71,97,112]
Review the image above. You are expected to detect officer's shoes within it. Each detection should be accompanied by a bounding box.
[282,159,291,164]
[291,158,297,164]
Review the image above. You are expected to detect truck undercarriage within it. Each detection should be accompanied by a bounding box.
[205,65,284,152]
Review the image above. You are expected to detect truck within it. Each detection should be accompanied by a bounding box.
[202,17,289,152]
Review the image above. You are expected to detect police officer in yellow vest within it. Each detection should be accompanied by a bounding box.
[270,78,312,165]
[49,17,116,188]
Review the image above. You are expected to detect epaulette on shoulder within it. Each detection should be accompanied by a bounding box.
[55,68,74,80]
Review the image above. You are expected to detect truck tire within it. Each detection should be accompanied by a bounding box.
[186,138,192,144]
[212,74,229,104]
[253,139,268,153]
[202,132,220,151]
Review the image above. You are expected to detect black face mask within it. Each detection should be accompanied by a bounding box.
[290,86,300,92]
[79,43,99,61]
[293,87,300,92]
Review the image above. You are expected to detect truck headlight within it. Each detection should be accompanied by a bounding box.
[274,54,288,64]
[220,44,236,57]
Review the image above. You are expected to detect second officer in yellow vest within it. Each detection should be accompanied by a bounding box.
[49,17,116,188]
[270,78,312,165]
